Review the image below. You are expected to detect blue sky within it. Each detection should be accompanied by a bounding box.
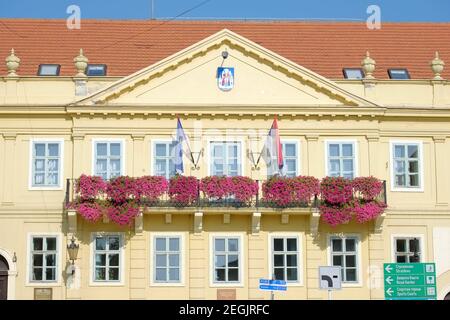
[1,0,449,21]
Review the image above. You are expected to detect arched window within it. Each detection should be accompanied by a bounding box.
[0,255,9,271]
[0,255,9,300]
[445,292,450,300]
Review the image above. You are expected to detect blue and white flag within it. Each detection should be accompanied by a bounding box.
[174,118,194,174]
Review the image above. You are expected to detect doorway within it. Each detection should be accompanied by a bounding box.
[0,255,9,300]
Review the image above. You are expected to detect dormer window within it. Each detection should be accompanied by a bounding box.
[343,68,364,80]
[86,64,107,76]
[37,64,61,76]
[388,69,410,80]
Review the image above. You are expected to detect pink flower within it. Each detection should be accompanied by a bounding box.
[76,174,107,200]
[200,176,232,199]
[134,176,168,203]
[229,176,258,203]
[106,176,136,203]
[262,176,319,208]
[320,205,353,227]
[107,201,140,226]
[352,177,384,201]
[320,177,353,205]
[354,201,387,223]
[169,175,199,206]
[77,201,104,223]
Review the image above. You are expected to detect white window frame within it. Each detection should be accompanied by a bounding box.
[390,234,426,263]
[150,139,177,179]
[89,232,125,286]
[389,140,424,192]
[209,233,245,287]
[268,232,304,286]
[149,232,185,287]
[25,232,62,286]
[91,138,126,180]
[29,138,64,190]
[207,138,245,177]
[324,140,358,178]
[327,234,362,287]
[267,140,300,178]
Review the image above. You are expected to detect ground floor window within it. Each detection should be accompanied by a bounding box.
[212,236,241,284]
[153,235,181,283]
[93,234,122,282]
[330,236,359,283]
[30,235,58,282]
[271,236,299,282]
[394,237,421,263]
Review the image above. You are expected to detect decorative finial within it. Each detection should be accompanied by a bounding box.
[430,51,445,80]
[361,51,376,80]
[74,48,89,77]
[5,48,20,77]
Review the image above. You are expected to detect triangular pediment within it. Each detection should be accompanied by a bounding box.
[73,29,378,108]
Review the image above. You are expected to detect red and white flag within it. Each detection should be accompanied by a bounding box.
[259,117,284,175]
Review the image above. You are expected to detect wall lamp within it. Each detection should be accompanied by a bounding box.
[67,236,79,275]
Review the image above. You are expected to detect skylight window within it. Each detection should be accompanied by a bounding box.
[343,68,364,80]
[86,64,107,76]
[388,69,411,80]
[37,64,61,76]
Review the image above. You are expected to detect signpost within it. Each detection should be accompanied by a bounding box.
[319,266,342,300]
[259,279,287,300]
[383,263,437,300]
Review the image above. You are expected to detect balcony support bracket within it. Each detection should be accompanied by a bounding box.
[374,211,386,234]
[252,212,261,235]
[194,212,203,235]
[281,213,289,224]
[135,208,144,234]
[310,208,321,236]
[67,209,77,234]
[165,213,172,224]
[223,213,231,224]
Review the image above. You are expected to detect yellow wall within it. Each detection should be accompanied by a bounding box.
[1,31,450,300]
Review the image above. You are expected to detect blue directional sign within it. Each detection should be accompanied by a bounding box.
[259,279,287,291]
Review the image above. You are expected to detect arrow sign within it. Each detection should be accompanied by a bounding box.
[383,263,437,300]
[385,265,393,273]
[386,288,393,296]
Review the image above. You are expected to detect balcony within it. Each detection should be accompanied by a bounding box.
[64,175,387,236]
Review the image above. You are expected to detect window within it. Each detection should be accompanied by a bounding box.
[31,140,62,188]
[37,64,60,76]
[154,142,177,179]
[213,237,240,283]
[388,69,410,80]
[392,142,421,189]
[94,141,123,180]
[327,141,356,179]
[153,236,181,283]
[343,68,364,80]
[93,235,122,282]
[210,142,241,176]
[394,237,421,263]
[86,64,107,76]
[268,142,298,178]
[330,236,359,283]
[271,237,299,282]
[30,236,58,282]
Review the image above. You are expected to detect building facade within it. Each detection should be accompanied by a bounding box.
[1,20,450,300]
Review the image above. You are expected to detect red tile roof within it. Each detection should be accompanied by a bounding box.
[1,19,449,79]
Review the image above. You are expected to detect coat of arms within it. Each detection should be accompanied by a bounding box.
[217,67,234,91]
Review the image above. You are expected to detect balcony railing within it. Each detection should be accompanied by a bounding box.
[64,177,387,211]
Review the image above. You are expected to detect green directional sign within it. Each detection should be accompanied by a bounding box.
[384,263,437,300]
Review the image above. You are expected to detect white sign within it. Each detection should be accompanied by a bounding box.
[319,266,342,290]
